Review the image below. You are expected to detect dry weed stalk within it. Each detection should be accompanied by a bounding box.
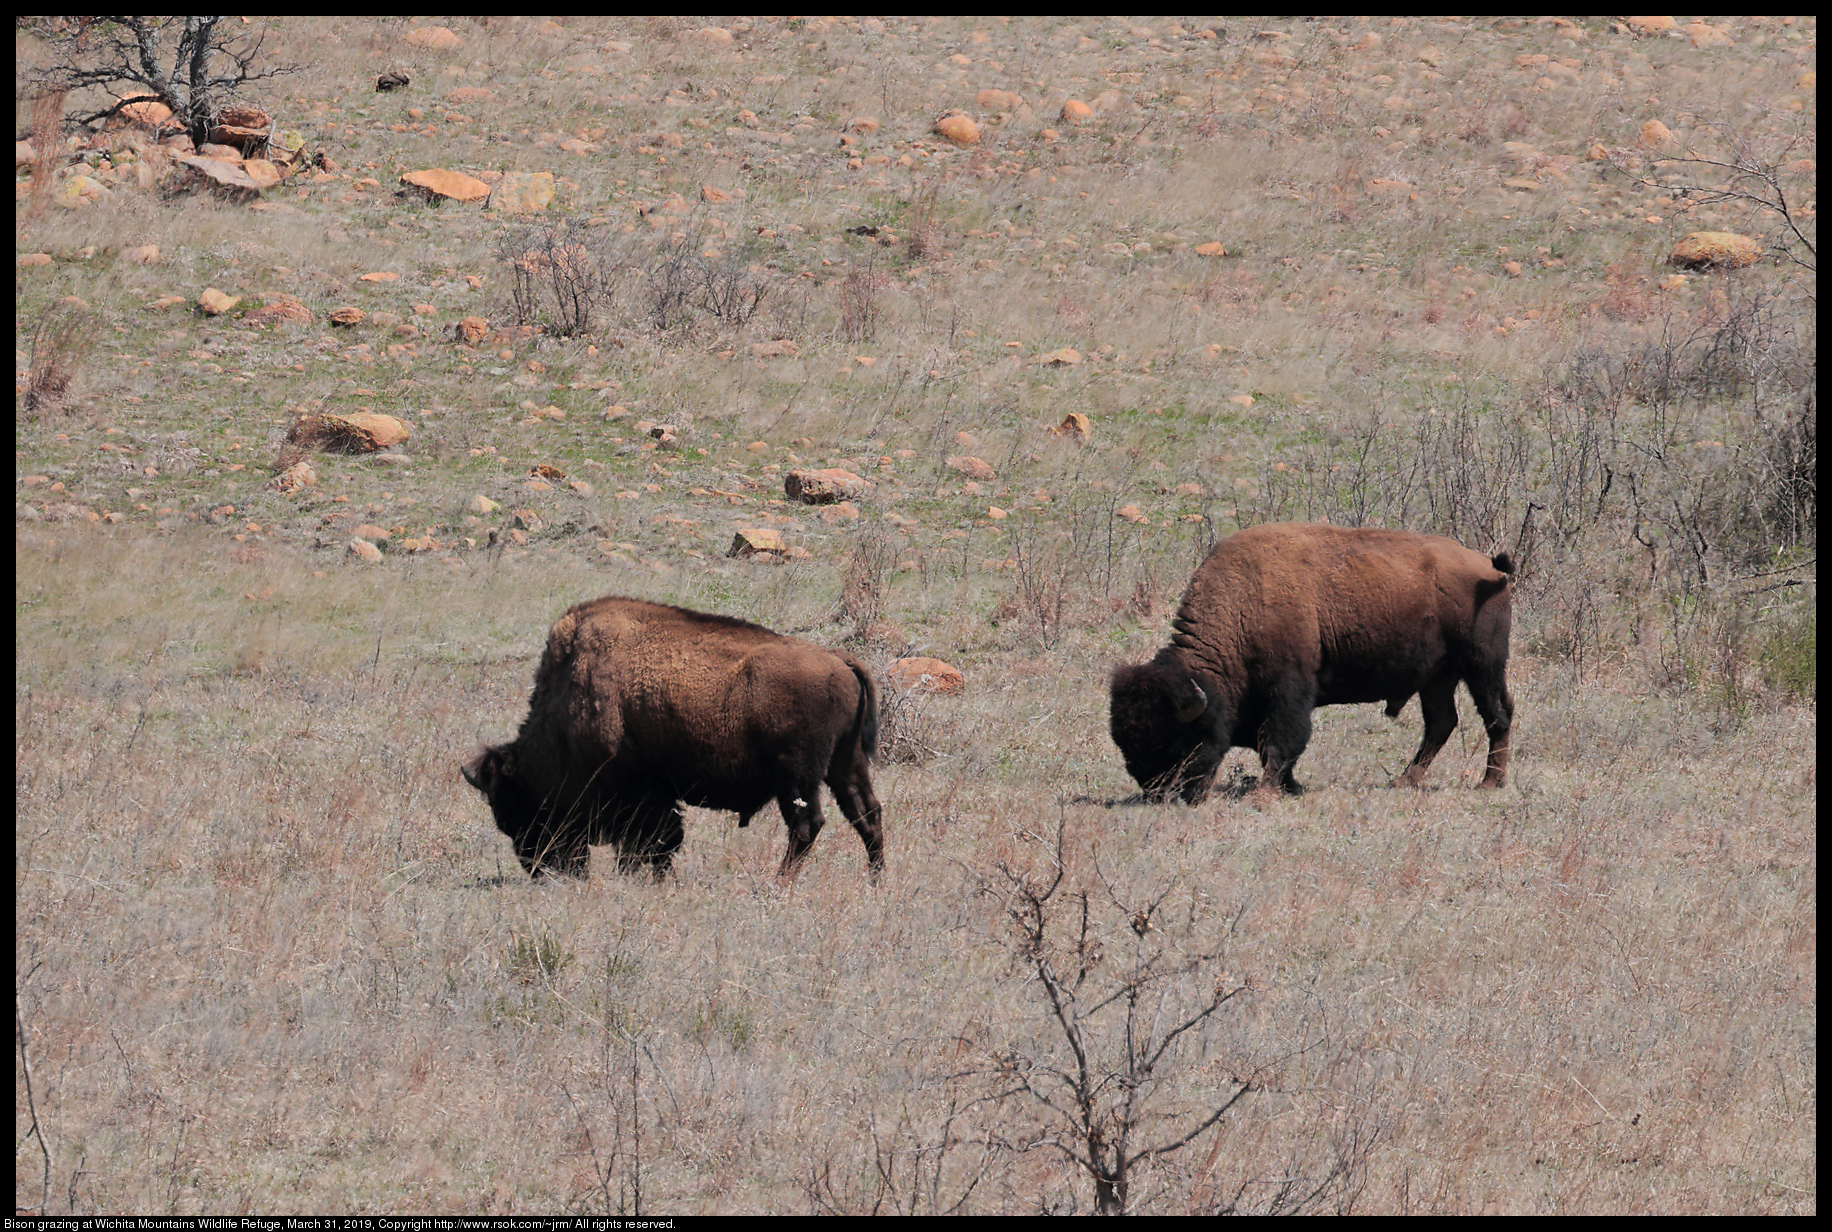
[24,303,96,418]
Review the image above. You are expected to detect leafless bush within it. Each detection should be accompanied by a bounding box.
[1002,491,1133,647]
[23,303,96,418]
[876,682,941,766]
[638,222,773,336]
[497,221,623,337]
[970,816,1263,1215]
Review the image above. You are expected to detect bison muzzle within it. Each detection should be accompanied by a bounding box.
[464,596,884,881]
[1111,523,1515,801]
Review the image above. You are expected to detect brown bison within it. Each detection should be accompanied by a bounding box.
[464,596,884,881]
[1111,523,1514,801]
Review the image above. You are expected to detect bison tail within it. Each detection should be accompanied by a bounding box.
[850,661,880,762]
[1491,551,1516,576]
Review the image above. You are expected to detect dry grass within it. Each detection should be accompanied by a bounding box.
[15,15,1815,1216]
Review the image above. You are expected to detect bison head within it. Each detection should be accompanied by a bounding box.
[462,747,589,878]
[1109,661,1220,803]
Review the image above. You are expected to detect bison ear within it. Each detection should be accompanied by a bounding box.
[1173,676,1208,723]
[463,748,510,793]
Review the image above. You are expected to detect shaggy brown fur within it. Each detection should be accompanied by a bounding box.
[464,597,883,881]
[1111,523,1514,801]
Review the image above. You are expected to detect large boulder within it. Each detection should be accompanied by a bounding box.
[784,468,873,504]
[398,168,490,203]
[1668,231,1761,270]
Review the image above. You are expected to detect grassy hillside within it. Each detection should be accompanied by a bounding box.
[16,16,1814,1214]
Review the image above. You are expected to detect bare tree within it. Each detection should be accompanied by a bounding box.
[26,17,296,149]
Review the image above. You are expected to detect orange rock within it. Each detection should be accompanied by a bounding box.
[933,113,980,146]
[887,656,965,695]
[399,168,490,202]
[1060,99,1093,124]
[404,26,462,50]
[947,456,995,481]
[784,468,874,504]
[1668,231,1761,270]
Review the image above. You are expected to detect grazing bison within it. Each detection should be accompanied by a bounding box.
[464,597,884,881]
[1110,523,1514,801]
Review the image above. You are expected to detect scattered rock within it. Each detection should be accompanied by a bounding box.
[747,339,800,360]
[1060,99,1093,125]
[399,168,490,203]
[243,294,311,326]
[947,456,996,481]
[976,88,1024,112]
[680,26,735,48]
[19,253,53,268]
[55,174,111,208]
[729,527,785,558]
[1668,231,1761,270]
[468,494,501,514]
[176,155,262,197]
[785,468,873,504]
[377,70,412,92]
[487,170,555,214]
[270,461,316,494]
[404,25,462,51]
[1638,119,1677,150]
[933,113,980,146]
[281,412,411,465]
[118,99,175,129]
[1626,16,1676,36]
[328,306,366,326]
[1039,347,1081,367]
[197,287,241,315]
[1117,504,1149,524]
[1050,413,1091,441]
[347,537,384,563]
[1194,241,1227,257]
[454,315,489,344]
[887,656,965,695]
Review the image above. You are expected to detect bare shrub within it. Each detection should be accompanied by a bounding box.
[23,303,96,418]
[497,221,623,337]
[966,816,1372,1215]
[876,682,941,766]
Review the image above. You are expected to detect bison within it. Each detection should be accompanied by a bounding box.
[464,596,884,881]
[1110,523,1514,801]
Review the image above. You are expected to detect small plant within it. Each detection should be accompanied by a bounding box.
[1759,599,1816,702]
[498,220,622,337]
[508,930,575,983]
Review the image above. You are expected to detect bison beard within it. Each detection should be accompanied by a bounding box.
[465,597,884,882]
[1111,523,1515,801]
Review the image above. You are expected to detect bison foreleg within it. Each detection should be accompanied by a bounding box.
[1395,678,1458,788]
[615,796,684,880]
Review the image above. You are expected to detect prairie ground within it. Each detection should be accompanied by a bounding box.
[17,16,1814,1214]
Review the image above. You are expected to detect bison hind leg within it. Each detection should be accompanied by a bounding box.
[1395,676,1459,788]
[777,784,828,879]
[1384,695,1409,719]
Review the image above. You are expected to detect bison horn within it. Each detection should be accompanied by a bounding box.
[1174,677,1207,723]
